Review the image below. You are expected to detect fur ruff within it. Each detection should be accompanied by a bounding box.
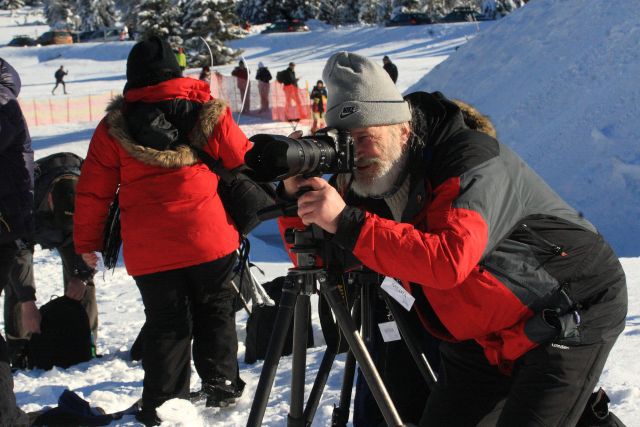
[453,99,497,138]
[105,96,227,168]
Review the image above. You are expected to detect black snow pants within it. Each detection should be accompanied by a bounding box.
[420,336,619,427]
[0,242,29,425]
[133,251,239,413]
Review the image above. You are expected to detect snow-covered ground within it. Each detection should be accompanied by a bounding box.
[1,1,639,425]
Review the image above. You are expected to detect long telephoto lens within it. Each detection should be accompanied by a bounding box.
[246,133,340,182]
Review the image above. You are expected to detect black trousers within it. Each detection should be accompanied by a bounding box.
[134,252,239,411]
[420,336,618,427]
[0,242,29,425]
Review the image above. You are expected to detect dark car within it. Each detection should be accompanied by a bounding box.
[36,30,73,46]
[7,35,36,47]
[439,7,482,23]
[87,28,122,42]
[385,13,433,27]
[262,19,310,34]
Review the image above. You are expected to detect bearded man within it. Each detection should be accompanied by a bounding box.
[277,51,627,426]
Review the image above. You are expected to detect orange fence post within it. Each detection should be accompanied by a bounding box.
[32,98,38,127]
[88,94,93,121]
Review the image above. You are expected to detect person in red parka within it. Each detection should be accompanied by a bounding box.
[73,37,250,426]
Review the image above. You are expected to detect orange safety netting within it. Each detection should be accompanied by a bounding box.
[18,74,312,129]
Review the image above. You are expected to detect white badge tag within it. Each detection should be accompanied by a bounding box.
[378,321,402,342]
[380,277,415,311]
[95,252,106,272]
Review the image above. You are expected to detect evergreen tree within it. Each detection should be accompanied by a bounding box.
[120,0,141,38]
[319,0,359,26]
[0,0,25,11]
[358,0,379,24]
[182,0,243,66]
[135,0,183,47]
[236,0,266,24]
[44,0,79,29]
[76,0,117,31]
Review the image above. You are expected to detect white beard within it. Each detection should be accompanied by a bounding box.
[351,143,409,198]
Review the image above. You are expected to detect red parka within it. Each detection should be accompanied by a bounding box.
[74,78,251,276]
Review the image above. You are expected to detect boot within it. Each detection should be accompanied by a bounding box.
[190,377,246,408]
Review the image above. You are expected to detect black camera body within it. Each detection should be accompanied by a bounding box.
[245,128,355,182]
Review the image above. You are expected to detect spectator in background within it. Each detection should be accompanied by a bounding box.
[309,79,327,134]
[231,60,250,113]
[74,37,249,425]
[382,55,398,84]
[277,62,303,120]
[0,57,39,426]
[175,47,187,72]
[255,62,272,113]
[51,65,68,95]
[199,66,211,85]
[3,153,98,370]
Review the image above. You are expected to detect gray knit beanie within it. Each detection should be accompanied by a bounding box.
[322,51,411,129]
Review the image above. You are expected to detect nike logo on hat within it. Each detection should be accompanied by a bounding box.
[339,105,359,119]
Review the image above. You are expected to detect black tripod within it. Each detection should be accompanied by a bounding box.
[247,225,404,427]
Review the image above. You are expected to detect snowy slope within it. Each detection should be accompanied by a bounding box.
[409,0,640,256]
[1,3,639,426]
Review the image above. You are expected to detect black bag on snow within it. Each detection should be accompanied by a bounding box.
[244,276,314,364]
[276,70,287,84]
[194,147,275,236]
[27,296,94,370]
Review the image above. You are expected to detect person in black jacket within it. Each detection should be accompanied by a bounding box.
[231,60,250,113]
[309,80,327,134]
[255,62,272,113]
[3,153,98,370]
[51,65,68,95]
[278,62,303,120]
[278,51,627,426]
[382,55,398,84]
[0,57,38,426]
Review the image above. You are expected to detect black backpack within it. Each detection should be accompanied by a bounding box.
[244,276,314,364]
[276,70,287,84]
[27,296,94,370]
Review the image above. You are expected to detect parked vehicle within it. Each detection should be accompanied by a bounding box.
[439,7,482,23]
[385,13,434,27]
[87,28,122,42]
[261,19,309,34]
[7,35,36,47]
[36,30,73,46]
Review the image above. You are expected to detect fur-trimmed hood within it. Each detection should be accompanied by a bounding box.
[105,95,227,168]
[453,99,497,139]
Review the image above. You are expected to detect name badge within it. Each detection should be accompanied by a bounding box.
[378,321,401,342]
[381,277,415,311]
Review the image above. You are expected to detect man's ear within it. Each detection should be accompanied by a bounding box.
[47,191,54,210]
[400,122,411,143]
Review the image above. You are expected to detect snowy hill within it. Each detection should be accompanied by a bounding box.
[1,3,639,426]
[409,0,640,256]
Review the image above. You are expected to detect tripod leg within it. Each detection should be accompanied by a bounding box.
[247,277,300,427]
[303,347,336,425]
[320,277,403,427]
[381,294,438,389]
[289,294,311,426]
[332,292,361,427]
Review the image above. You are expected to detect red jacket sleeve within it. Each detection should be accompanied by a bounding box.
[334,176,489,290]
[74,120,121,254]
[205,106,251,169]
